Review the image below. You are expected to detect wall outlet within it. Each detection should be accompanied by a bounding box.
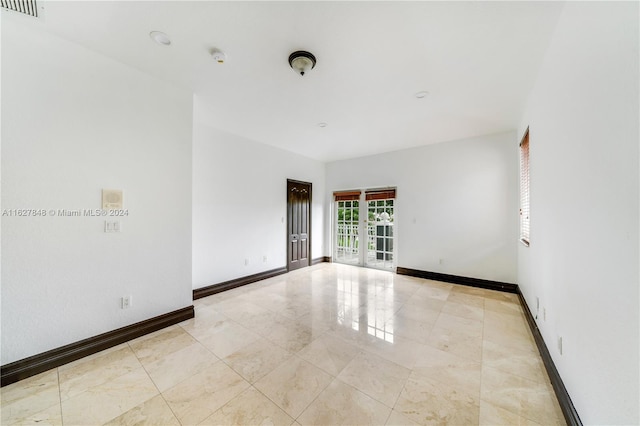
[438,258,444,265]
[543,307,547,321]
[263,256,267,263]
[244,258,249,266]
[121,295,132,309]
[558,336,563,355]
[104,220,121,233]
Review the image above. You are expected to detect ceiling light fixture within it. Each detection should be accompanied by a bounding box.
[289,51,316,76]
[149,31,171,46]
[415,91,429,99]
[318,122,328,128]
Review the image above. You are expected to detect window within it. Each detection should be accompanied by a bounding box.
[520,129,530,246]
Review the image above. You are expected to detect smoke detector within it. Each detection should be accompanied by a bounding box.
[211,49,227,64]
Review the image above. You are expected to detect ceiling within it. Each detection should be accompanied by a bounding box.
[8,1,565,162]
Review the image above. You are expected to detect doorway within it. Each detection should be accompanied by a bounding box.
[287,179,311,271]
[334,188,396,270]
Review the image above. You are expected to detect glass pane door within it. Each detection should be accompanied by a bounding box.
[335,200,360,265]
[365,199,395,270]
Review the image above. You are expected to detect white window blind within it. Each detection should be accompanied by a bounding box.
[520,129,530,245]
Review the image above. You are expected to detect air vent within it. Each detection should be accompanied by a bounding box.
[1,0,38,17]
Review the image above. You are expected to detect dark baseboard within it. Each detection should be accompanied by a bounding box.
[193,267,288,300]
[1,305,194,387]
[396,267,518,293]
[312,256,332,265]
[517,291,582,426]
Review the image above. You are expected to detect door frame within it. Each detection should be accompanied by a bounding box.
[333,187,397,271]
[332,194,365,266]
[286,179,312,272]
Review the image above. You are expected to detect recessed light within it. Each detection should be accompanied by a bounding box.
[150,31,171,46]
[415,91,429,99]
[318,122,328,128]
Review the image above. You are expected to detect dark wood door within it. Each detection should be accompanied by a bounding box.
[287,179,311,271]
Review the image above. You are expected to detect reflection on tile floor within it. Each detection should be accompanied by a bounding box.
[1,263,566,425]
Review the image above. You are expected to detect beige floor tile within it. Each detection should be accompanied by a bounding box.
[298,379,391,425]
[105,394,180,425]
[480,366,564,426]
[3,264,564,426]
[199,387,294,426]
[413,282,452,301]
[296,333,360,376]
[263,317,318,353]
[5,402,62,426]
[451,285,498,299]
[58,345,141,400]
[482,339,547,384]
[484,298,523,317]
[446,291,485,308]
[179,308,234,341]
[58,343,128,371]
[403,294,447,312]
[163,362,250,425]
[387,315,436,345]
[61,367,158,425]
[484,310,531,337]
[395,371,480,425]
[1,370,60,425]
[480,289,519,303]
[223,337,293,383]
[412,344,482,397]
[198,320,261,359]
[394,303,441,325]
[144,342,218,392]
[362,304,402,327]
[215,301,281,335]
[295,311,337,335]
[425,324,484,362]
[325,319,378,348]
[385,409,421,426]
[254,356,333,418]
[276,299,316,320]
[129,325,197,365]
[479,399,542,425]
[483,313,537,355]
[434,312,484,337]
[337,350,410,407]
[359,333,431,370]
[441,300,484,322]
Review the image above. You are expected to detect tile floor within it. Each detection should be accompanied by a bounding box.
[1,263,566,425]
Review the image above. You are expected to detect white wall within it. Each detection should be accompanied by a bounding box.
[517,2,639,424]
[192,114,326,289]
[1,17,193,364]
[326,132,518,284]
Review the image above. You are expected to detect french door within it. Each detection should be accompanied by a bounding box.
[334,188,396,270]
